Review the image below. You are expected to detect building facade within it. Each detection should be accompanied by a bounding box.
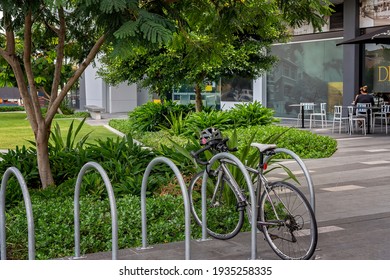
[262,0,390,117]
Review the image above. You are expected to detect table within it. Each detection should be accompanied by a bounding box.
[289,103,315,128]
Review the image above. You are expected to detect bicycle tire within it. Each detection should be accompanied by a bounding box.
[189,171,245,240]
[258,181,318,260]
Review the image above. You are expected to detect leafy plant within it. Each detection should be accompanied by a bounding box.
[0,146,40,190]
[49,118,91,151]
[159,111,187,136]
[183,110,233,135]
[228,101,279,127]
[59,98,75,115]
[128,101,195,133]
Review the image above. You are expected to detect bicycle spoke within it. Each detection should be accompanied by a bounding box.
[189,171,244,240]
[259,181,318,260]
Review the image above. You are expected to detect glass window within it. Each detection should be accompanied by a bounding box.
[221,77,253,102]
[266,39,343,117]
[362,43,390,104]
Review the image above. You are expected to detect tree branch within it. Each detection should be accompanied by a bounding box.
[23,10,44,126]
[49,7,66,108]
[45,33,108,122]
[4,12,16,54]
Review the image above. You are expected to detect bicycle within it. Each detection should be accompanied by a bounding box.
[189,127,318,260]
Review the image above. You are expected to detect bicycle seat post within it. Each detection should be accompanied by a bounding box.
[250,143,277,172]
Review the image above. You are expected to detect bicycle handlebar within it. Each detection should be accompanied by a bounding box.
[190,146,211,165]
[190,137,238,165]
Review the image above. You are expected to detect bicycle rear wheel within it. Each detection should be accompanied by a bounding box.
[258,181,318,260]
[189,171,245,240]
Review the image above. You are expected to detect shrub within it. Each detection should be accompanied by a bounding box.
[0,106,25,112]
[86,135,171,197]
[0,146,40,189]
[183,110,233,135]
[128,101,195,132]
[132,125,337,161]
[227,101,279,126]
[223,125,337,159]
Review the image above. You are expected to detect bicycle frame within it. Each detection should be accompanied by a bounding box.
[214,155,286,228]
[192,136,318,260]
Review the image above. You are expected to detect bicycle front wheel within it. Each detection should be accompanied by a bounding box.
[189,171,245,240]
[259,181,318,260]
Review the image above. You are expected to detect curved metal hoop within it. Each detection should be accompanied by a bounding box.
[202,152,258,260]
[0,167,35,260]
[74,162,118,260]
[141,157,191,260]
[265,148,315,212]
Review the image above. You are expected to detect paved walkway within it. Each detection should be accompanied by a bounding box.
[63,117,390,260]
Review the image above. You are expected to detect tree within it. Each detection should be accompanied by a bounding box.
[0,0,176,188]
[98,0,333,112]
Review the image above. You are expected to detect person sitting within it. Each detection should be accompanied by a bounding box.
[354,86,374,128]
[355,85,374,106]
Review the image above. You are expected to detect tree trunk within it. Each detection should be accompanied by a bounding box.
[194,84,203,112]
[36,124,55,188]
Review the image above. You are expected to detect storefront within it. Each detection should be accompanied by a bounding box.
[264,0,390,117]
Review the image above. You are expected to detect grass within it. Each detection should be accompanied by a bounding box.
[0,112,118,149]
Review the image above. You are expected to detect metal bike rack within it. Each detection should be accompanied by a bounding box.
[74,162,118,260]
[264,147,316,213]
[141,157,191,260]
[201,152,258,260]
[0,167,35,260]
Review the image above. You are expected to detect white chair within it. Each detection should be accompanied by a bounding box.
[372,104,390,134]
[296,103,315,127]
[355,103,374,130]
[309,103,327,129]
[348,106,366,135]
[355,102,371,116]
[332,106,349,134]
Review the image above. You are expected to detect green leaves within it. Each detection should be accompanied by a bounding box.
[100,0,334,102]
[114,10,175,44]
[49,118,91,151]
[99,0,130,13]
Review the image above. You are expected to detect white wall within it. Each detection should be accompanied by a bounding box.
[84,64,104,107]
[83,59,139,113]
[108,82,138,113]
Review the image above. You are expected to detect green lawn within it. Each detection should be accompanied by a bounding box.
[0,112,118,149]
